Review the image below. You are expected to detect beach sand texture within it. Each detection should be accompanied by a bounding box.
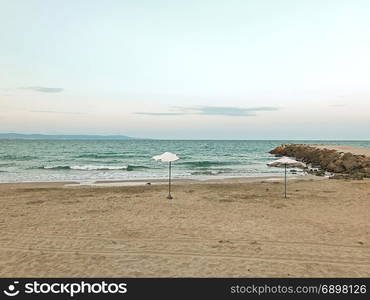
[314,145,370,156]
[0,177,369,277]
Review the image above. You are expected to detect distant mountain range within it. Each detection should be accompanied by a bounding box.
[0,133,137,140]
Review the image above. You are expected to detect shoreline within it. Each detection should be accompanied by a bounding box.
[0,174,318,188]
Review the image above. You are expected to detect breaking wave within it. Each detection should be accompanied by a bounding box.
[36,164,150,171]
[190,168,233,175]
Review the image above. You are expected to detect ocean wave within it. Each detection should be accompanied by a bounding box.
[126,165,150,171]
[36,165,72,170]
[76,153,145,159]
[178,161,236,167]
[36,164,150,171]
[72,165,128,171]
[190,168,233,175]
[191,170,222,175]
[0,154,37,161]
[0,162,16,167]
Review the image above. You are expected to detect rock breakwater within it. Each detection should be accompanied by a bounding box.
[270,144,370,179]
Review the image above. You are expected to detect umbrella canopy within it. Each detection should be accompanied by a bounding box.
[267,156,305,168]
[152,152,180,162]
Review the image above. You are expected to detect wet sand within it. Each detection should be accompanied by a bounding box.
[0,177,369,277]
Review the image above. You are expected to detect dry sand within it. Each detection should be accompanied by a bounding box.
[0,177,369,277]
[314,145,370,156]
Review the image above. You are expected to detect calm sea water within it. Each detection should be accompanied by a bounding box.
[0,140,370,183]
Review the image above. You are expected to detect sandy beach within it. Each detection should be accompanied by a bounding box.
[1,174,369,277]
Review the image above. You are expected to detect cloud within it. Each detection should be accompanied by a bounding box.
[185,106,278,116]
[29,110,85,115]
[135,112,186,116]
[20,86,64,93]
[136,106,279,117]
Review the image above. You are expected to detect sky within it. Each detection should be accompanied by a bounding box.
[1,0,370,139]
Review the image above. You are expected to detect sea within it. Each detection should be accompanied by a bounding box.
[0,139,370,183]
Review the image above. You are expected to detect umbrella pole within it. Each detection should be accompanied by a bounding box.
[284,164,287,198]
[167,161,173,199]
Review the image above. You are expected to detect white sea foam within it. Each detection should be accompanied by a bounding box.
[70,165,128,171]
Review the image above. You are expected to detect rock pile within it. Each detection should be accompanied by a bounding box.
[270,144,370,180]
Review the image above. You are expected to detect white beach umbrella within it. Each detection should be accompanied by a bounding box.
[152,152,180,199]
[267,156,305,198]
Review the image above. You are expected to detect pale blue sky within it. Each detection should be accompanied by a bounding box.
[1,0,370,139]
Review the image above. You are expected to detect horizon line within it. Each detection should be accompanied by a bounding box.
[0,133,369,141]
